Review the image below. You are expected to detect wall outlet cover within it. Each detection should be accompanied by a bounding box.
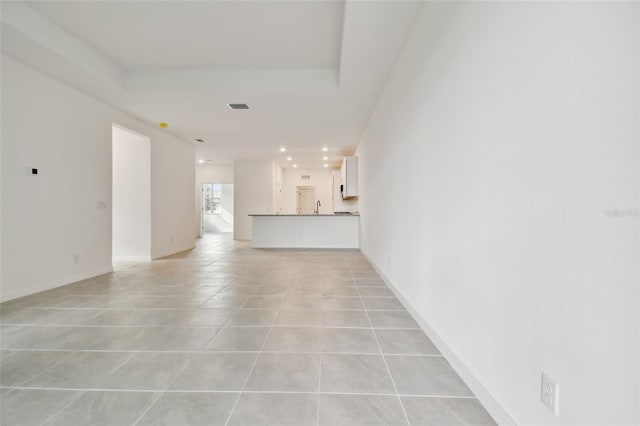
[541,372,560,416]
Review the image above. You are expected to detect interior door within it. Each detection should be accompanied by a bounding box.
[297,187,316,214]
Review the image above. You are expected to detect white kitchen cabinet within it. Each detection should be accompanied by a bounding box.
[341,156,358,199]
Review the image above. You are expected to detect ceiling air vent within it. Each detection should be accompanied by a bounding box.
[227,103,249,110]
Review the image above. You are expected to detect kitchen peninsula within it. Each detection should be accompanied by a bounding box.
[249,214,359,249]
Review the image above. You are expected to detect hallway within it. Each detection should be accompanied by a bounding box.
[0,234,494,425]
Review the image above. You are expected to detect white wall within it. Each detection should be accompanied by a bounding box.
[1,55,195,302]
[356,2,639,426]
[221,184,234,226]
[150,131,196,260]
[233,160,275,240]
[281,168,334,214]
[112,125,151,261]
[196,163,234,184]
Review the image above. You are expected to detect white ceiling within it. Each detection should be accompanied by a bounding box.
[27,1,345,70]
[2,1,423,169]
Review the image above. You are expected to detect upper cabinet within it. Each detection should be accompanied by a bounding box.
[341,156,359,199]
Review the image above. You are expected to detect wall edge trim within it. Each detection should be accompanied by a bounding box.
[112,256,152,262]
[151,243,196,260]
[0,266,114,303]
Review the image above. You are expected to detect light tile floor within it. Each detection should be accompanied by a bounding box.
[0,233,496,426]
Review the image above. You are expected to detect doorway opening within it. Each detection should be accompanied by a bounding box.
[112,124,151,262]
[296,186,316,214]
[202,183,234,234]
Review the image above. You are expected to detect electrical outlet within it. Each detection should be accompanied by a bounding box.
[73,254,79,264]
[541,372,559,415]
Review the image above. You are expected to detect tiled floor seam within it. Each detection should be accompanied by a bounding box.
[222,269,295,426]
[130,392,165,426]
[317,310,323,426]
[35,387,87,426]
[8,351,74,389]
[8,307,409,313]
[0,324,418,331]
[353,268,411,426]
[0,235,496,425]
[130,350,197,426]
[0,386,481,399]
[1,348,446,357]
[13,349,137,401]
[200,301,241,348]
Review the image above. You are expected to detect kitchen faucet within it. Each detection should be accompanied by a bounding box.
[315,200,321,215]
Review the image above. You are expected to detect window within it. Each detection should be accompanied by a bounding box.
[203,183,222,215]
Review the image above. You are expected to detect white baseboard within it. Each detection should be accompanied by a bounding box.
[112,256,152,262]
[361,252,516,426]
[152,244,196,260]
[0,266,114,303]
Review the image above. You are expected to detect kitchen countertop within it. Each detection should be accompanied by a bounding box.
[251,213,360,248]
[249,213,359,217]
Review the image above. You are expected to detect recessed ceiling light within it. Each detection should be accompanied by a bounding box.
[322,156,328,161]
[324,164,328,168]
[322,147,328,152]
[293,164,298,168]
[227,103,249,110]
[195,138,205,143]
[280,147,286,152]
[286,156,292,161]
[198,160,204,164]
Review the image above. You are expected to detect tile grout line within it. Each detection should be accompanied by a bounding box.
[7,350,75,389]
[36,388,87,426]
[222,266,294,426]
[316,275,327,426]
[130,351,199,426]
[1,324,420,330]
[15,293,397,309]
[18,347,137,397]
[0,238,472,425]
[0,347,444,357]
[352,266,412,426]
[131,390,165,426]
[200,300,244,349]
[0,385,480,399]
